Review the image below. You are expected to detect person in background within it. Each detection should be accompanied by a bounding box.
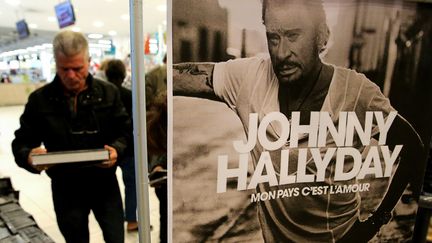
[12,30,130,243]
[94,58,112,81]
[145,54,167,242]
[146,55,167,106]
[146,91,167,243]
[121,54,132,90]
[105,59,138,232]
[1,72,11,83]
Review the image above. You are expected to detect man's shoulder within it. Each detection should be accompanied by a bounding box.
[27,81,56,101]
[88,77,123,105]
[213,55,275,109]
[146,65,167,80]
[224,55,271,67]
[119,86,131,93]
[119,86,132,97]
[148,64,166,73]
[334,66,368,80]
[92,77,120,93]
[215,55,272,79]
[332,66,378,91]
[21,82,62,113]
[329,65,385,110]
[93,77,115,88]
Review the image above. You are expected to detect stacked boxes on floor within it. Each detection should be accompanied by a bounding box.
[0,178,54,243]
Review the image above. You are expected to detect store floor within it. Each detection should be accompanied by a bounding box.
[0,105,160,243]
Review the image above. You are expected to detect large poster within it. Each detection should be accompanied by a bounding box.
[170,0,432,242]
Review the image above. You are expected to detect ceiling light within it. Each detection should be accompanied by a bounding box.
[108,30,117,36]
[5,0,21,7]
[98,40,112,45]
[88,33,103,39]
[156,4,166,12]
[28,23,38,29]
[71,27,81,32]
[120,14,129,21]
[93,21,104,28]
[47,16,56,22]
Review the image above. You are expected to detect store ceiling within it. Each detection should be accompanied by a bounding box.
[0,0,167,52]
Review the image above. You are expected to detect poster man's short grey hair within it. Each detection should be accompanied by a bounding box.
[261,0,330,53]
[53,30,89,60]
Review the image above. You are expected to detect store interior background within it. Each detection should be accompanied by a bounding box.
[0,0,166,242]
[0,0,167,105]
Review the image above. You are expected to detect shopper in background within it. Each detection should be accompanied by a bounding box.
[105,59,138,232]
[1,72,11,83]
[94,58,112,81]
[11,30,131,243]
[146,91,167,243]
[145,54,167,243]
[146,55,167,106]
[121,54,132,90]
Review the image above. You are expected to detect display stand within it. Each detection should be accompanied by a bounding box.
[0,178,55,242]
[413,195,432,243]
[129,0,152,242]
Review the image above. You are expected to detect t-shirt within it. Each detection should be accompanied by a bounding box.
[213,56,394,242]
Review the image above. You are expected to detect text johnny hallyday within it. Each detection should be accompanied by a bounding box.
[216,111,400,194]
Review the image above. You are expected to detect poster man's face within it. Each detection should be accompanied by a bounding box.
[56,51,89,94]
[264,1,321,85]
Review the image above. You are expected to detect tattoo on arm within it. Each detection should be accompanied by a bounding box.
[173,63,218,100]
[174,63,214,87]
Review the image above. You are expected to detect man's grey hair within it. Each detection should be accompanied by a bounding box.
[261,0,330,53]
[53,30,89,60]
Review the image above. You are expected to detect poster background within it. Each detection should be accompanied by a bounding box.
[171,0,432,242]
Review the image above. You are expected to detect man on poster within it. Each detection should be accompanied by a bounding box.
[173,0,425,242]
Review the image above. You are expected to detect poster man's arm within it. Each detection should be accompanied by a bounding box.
[373,114,424,214]
[340,114,425,242]
[173,63,221,101]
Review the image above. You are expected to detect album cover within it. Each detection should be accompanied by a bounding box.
[170,0,432,242]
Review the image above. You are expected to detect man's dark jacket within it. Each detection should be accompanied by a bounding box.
[12,74,132,181]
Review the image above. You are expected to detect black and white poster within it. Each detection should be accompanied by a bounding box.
[170,0,432,242]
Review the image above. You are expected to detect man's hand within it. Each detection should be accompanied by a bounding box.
[152,165,164,173]
[28,146,52,172]
[97,145,118,168]
[149,165,167,188]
